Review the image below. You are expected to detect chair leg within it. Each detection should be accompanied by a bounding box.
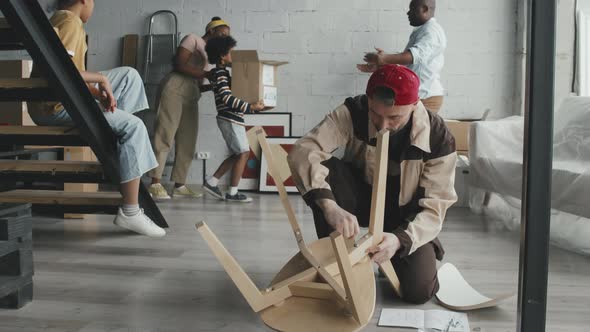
[330,231,368,325]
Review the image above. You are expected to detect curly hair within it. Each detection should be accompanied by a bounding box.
[205,36,237,65]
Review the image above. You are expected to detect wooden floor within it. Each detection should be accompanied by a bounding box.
[0,193,589,331]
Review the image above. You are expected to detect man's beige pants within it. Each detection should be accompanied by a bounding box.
[421,95,444,113]
[149,72,201,184]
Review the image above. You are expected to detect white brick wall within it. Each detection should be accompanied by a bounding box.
[1,0,575,185]
[308,31,352,54]
[351,32,397,53]
[312,74,356,96]
[289,11,330,32]
[262,32,307,53]
[330,10,378,32]
[246,11,289,32]
[269,0,317,12]
[354,0,399,10]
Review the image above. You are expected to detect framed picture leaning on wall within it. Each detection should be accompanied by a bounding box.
[258,136,301,193]
[240,112,292,191]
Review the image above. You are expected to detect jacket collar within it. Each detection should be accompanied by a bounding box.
[368,101,431,153]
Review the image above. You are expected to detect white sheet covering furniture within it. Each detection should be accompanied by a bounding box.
[468,97,590,255]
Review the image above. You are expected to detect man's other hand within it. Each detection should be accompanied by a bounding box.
[367,233,401,264]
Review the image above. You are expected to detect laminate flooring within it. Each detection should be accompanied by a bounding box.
[1,193,588,331]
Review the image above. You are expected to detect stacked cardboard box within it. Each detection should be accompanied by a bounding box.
[444,120,476,207]
[231,50,288,109]
[445,120,473,156]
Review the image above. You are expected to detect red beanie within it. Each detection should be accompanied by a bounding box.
[366,64,420,106]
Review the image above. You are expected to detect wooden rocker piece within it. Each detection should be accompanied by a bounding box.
[196,127,402,331]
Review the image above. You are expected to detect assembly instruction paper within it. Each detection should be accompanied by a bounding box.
[378,308,469,331]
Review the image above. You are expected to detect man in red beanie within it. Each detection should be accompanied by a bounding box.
[287,64,457,304]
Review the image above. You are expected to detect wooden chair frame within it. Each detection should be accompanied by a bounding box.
[196,127,402,330]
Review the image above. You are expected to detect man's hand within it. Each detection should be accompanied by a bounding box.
[356,63,378,73]
[363,47,385,66]
[97,76,116,112]
[317,199,360,239]
[250,100,265,112]
[367,233,401,264]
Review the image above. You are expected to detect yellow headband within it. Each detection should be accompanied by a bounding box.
[206,20,229,32]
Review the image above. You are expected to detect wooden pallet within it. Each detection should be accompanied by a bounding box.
[0,215,33,309]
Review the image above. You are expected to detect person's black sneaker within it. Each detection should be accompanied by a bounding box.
[225,192,253,203]
[203,182,224,200]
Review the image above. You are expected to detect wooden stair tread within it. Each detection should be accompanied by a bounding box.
[0,147,62,158]
[0,160,102,173]
[0,18,23,51]
[0,79,54,101]
[0,18,10,29]
[0,190,121,205]
[0,126,80,136]
[0,78,48,88]
[0,126,86,146]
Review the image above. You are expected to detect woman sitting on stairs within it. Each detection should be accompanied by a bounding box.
[27,0,165,237]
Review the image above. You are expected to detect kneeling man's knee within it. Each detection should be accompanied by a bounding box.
[401,278,439,304]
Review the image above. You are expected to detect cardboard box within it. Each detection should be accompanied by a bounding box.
[445,120,472,155]
[0,60,34,126]
[231,50,288,109]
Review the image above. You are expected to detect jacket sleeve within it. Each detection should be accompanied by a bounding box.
[393,123,458,258]
[287,104,353,204]
[214,69,251,114]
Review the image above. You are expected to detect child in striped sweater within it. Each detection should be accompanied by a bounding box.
[203,36,265,203]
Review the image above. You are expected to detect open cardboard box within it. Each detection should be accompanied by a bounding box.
[444,120,473,156]
[231,50,288,109]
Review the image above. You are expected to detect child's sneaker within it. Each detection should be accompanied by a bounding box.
[203,182,224,200]
[173,185,203,198]
[225,192,253,203]
[148,183,171,200]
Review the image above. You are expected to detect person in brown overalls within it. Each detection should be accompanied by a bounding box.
[288,65,457,304]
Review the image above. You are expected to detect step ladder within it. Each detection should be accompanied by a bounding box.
[142,10,178,107]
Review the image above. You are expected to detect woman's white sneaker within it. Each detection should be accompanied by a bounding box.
[113,208,166,237]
